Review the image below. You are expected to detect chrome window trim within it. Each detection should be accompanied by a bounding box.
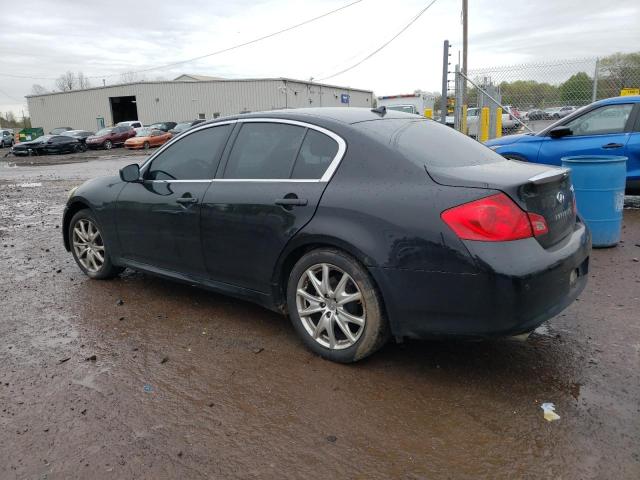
[139,117,347,183]
[139,120,238,175]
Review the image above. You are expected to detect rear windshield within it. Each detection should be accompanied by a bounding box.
[355,119,502,168]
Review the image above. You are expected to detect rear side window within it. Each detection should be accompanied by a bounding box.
[224,123,306,179]
[291,129,339,179]
[146,124,232,180]
[356,119,502,168]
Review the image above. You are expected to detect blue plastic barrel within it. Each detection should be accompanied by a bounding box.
[561,155,627,248]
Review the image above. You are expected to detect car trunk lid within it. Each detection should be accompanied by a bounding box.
[428,160,576,248]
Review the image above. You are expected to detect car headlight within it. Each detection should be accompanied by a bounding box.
[67,186,79,200]
[488,145,504,151]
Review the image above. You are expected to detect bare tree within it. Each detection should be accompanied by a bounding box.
[54,71,91,91]
[31,84,48,95]
[77,72,91,89]
[55,71,77,92]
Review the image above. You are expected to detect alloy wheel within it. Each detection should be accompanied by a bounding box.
[104,140,112,150]
[296,263,366,350]
[72,219,105,273]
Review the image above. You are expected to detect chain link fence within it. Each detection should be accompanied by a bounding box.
[450,53,640,140]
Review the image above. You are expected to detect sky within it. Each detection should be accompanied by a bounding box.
[0,0,639,117]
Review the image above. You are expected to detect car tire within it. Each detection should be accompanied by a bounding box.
[286,248,388,363]
[104,140,112,150]
[143,141,150,150]
[69,209,123,280]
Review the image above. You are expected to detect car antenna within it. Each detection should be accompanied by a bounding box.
[371,106,387,116]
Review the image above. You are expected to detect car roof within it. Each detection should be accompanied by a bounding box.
[202,107,421,127]
[592,95,640,106]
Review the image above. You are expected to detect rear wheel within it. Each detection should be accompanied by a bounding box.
[143,141,150,150]
[69,209,123,279]
[287,249,388,363]
[104,140,112,150]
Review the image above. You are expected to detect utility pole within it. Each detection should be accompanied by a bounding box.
[462,0,468,104]
[440,40,450,124]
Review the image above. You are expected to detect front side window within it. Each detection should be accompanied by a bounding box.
[146,124,232,180]
[564,104,633,136]
[224,123,306,179]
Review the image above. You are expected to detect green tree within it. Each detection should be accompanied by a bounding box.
[597,52,640,99]
[559,72,593,105]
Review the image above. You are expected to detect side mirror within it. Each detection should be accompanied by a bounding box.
[549,126,572,138]
[119,163,140,182]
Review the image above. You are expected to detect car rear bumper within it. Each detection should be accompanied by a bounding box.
[370,221,591,339]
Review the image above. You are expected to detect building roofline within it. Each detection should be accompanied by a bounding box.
[25,77,373,99]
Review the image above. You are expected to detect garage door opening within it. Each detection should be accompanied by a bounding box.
[109,96,138,125]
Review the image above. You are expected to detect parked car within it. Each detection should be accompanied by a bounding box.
[446,107,518,137]
[63,108,590,363]
[1,129,14,148]
[85,126,135,150]
[169,120,205,136]
[526,109,549,121]
[124,128,172,150]
[485,96,640,193]
[50,127,73,135]
[557,106,577,118]
[147,121,177,132]
[61,130,94,149]
[11,135,83,156]
[503,105,522,119]
[117,121,143,129]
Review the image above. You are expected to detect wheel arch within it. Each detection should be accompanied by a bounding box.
[271,235,383,314]
[63,200,91,251]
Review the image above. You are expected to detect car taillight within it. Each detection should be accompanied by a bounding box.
[441,193,548,242]
[527,212,549,237]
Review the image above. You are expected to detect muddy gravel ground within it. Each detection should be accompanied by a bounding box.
[1,157,639,479]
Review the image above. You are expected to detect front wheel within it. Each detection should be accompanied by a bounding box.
[287,249,388,363]
[69,210,123,279]
[143,141,150,150]
[104,140,112,150]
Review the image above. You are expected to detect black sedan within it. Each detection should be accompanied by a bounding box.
[62,108,590,363]
[147,121,177,132]
[169,120,205,136]
[61,129,94,149]
[12,135,83,156]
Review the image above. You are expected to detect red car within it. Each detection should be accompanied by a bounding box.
[85,126,135,150]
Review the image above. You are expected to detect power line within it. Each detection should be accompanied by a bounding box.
[317,0,439,81]
[0,0,364,82]
[0,86,23,103]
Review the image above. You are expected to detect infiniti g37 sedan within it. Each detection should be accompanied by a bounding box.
[63,108,591,363]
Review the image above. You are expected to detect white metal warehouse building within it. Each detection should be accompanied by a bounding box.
[26,76,374,133]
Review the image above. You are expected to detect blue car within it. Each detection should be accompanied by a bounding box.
[485,96,640,193]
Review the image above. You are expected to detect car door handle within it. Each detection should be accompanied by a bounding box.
[602,143,623,149]
[275,198,308,207]
[176,197,198,205]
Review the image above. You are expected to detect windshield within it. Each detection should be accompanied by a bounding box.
[95,128,113,136]
[356,119,502,168]
[173,122,192,131]
[135,128,154,137]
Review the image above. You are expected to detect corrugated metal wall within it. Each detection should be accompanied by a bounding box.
[27,79,374,132]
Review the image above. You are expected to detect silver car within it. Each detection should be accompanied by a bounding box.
[1,129,14,148]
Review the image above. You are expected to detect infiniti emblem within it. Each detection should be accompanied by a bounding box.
[556,192,565,204]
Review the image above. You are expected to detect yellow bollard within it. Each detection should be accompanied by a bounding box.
[480,107,490,142]
[424,108,433,119]
[495,107,502,138]
[461,105,468,135]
